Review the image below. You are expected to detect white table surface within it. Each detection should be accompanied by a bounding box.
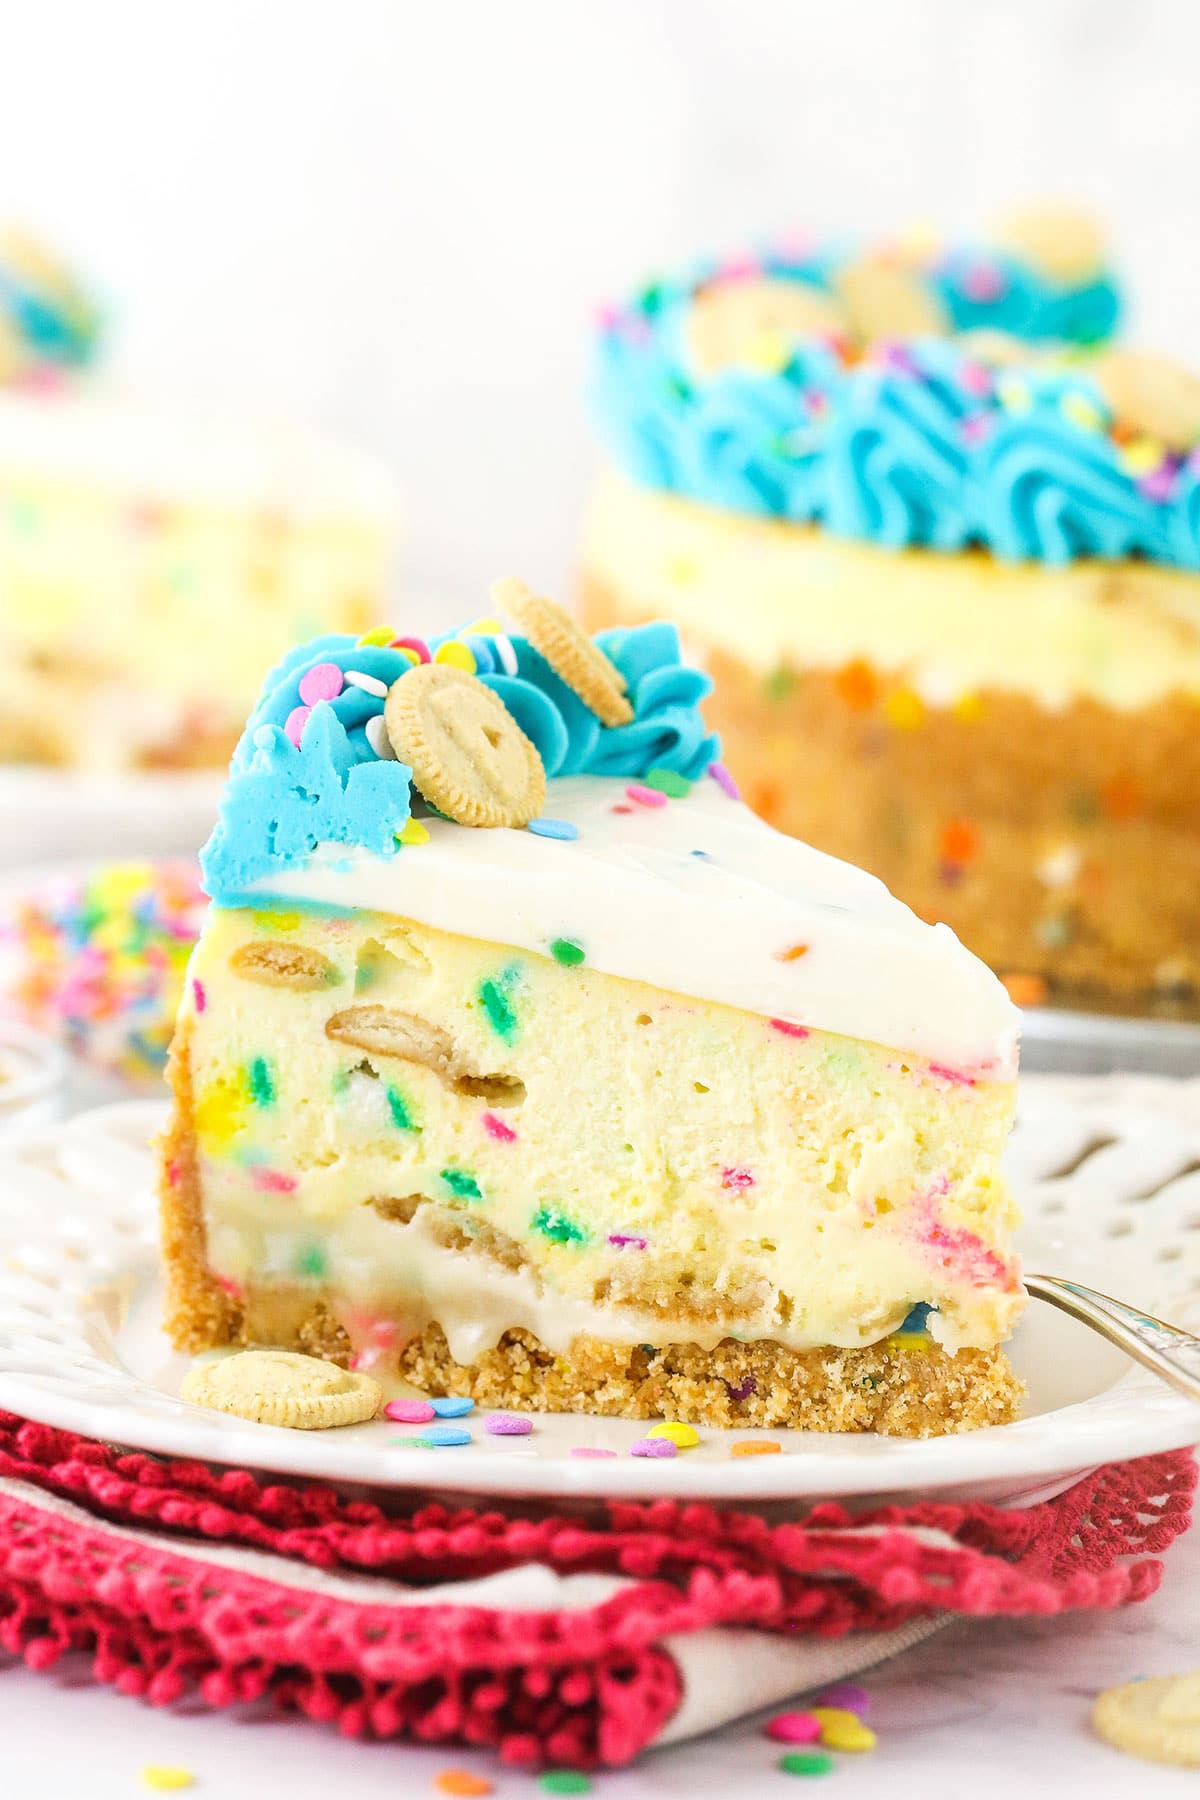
[3,1468,1197,1798]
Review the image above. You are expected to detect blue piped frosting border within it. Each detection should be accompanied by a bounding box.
[586,233,1200,570]
[202,617,719,903]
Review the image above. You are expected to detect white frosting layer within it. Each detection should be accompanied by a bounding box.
[0,389,400,520]
[246,774,1019,1078]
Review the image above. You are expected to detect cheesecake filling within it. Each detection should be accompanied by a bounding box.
[176,902,1021,1365]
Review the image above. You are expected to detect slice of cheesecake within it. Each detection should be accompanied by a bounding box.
[161,596,1023,1435]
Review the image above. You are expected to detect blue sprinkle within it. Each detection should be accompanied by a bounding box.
[690,848,712,859]
[415,1424,472,1448]
[528,818,579,841]
[430,1395,475,1418]
[899,1302,935,1334]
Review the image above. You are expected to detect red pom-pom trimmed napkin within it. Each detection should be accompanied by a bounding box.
[0,1413,1192,1769]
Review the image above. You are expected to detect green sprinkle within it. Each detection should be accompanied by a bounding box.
[296,1243,327,1280]
[644,767,692,798]
[550,937,585,968]
[441,1167,482,1200]
[247,1056,276,1107]
[479,964,522,1043]
[763,667,797,703]
[1068,788,1099,825]
[539,1774,592,1796]
[779,1750,834,1776]
[532,1204,587,1246]
[386,1084,417,1131]
[331,1068,351,1098]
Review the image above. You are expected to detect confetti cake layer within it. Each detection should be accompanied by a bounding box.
[161,605,1025,1436]
[584,211,1200,1006]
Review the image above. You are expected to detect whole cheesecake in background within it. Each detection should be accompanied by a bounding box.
[0,228,398,773]
[582,209,1200,1007]
[161,587,1024,1437]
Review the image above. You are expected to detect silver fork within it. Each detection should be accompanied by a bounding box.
[1026,1273,1200,1402]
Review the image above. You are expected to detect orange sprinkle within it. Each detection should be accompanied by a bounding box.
[751,779,784,824]
[834,658,880,712]
[1001,972,1049,1008]
[953,691,984,724]
[938,818,980,864]
[434,1774,493,1797]
[731,1439,782,1457]
[775,942,809,963]
[1101,772,1141,821]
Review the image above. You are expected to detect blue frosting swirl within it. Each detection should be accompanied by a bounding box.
[824,340,978,550]
[202,619,719,903]
[586,234,1200,569]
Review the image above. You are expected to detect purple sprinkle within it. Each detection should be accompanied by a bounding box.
[528,817,579,841]
[1138,461,1180,505]
[708,761,740,801]
[192,978,207,1014]
[570,1446,618,1459]
[385,1399,436,1424]
[630,1437,677,1459]
[817,1682,870,1717]
[608,1233,649,1249]
[725,1375,758,1402]
[484,1413,532,1436]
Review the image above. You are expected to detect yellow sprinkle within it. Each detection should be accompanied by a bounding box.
[464,616,504,636]
[1060,392,1104,433]
[813,1711,876,1753]
[255,910,300,933]
[666,556,699,586]
[997,377,1032,414]
[433,639,477,674]
[394,645,419,666]
[648,1420,699,1448]
[194,1071,252,1153]
[141,1768,194,1792]
[357,626,396,647]
[743,327,791,373]
[1121,435,1166,476]
[953,691,984,724]
[398,819,431,847]
[883,688,924,731]
[884,1331,932,1355]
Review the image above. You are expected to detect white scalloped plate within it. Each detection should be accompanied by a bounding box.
[1,1078,1199,1509]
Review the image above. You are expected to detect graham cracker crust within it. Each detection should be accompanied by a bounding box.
[159,1031,1022,1438]
[581,569,1200,1003]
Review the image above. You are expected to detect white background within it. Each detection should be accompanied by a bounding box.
[1,0,1198,611]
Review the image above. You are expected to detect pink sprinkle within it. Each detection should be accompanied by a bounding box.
[721,1167,755,1191]
[612,804,635,815]
[766,1712,822,1745]
[482,1111,517,1143]
[485,1413,533,1436]
[390,635,431,664]
[927,1062,977,1088]
[298,661,345,705]
[250,1167,297,1193]
[769,1018,810,1040]
[817,1682,870,1716]
[165,1159,181,1188]
[631,1437,677,1459]
[959,360,993,398]
[626,783,668,808]
[708,761,741,800]
[284,704,312,747]
[960,412,993,443]
[570,1446,618,1459]
[715,254,759,283]
[385,1399,436,1424]
[214,1273,242,1300]
[608,1232,648,1249]
[192,978,207,1014]
[962,261,1004,303]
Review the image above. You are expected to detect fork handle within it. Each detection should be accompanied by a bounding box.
[1026,1272,1200,1404]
